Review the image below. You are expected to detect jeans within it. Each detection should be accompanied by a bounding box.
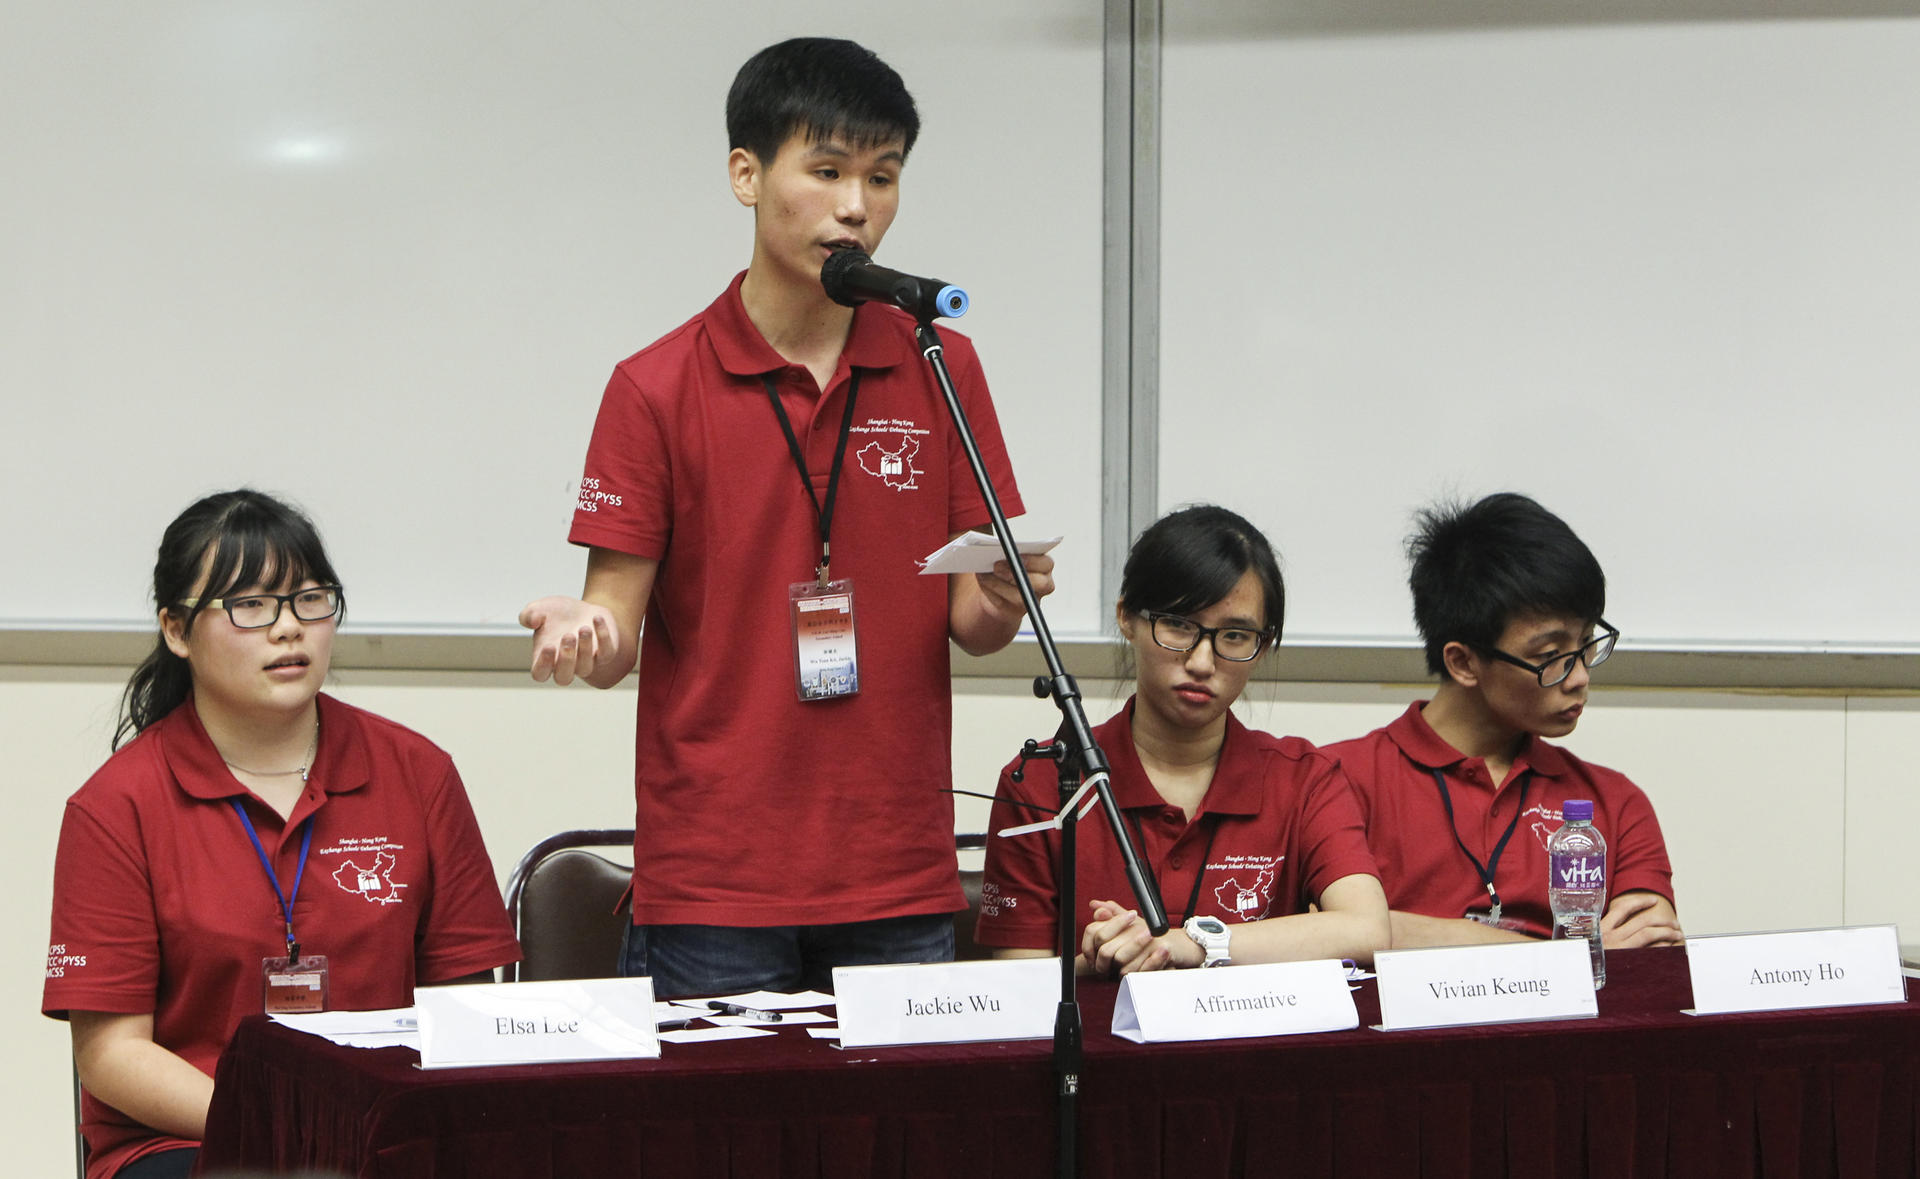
[117,1149,197,1179]
[620,913,956,998]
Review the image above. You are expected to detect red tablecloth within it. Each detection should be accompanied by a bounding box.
[197,948,1920,1178]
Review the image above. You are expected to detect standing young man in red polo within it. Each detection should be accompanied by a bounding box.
[1326,493,1681,949]
[520,38,1051,996]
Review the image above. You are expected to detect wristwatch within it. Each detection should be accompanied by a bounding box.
[1183,915,1233,968]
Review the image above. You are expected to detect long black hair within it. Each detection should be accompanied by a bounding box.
[1119,504,1286,640]
[115,490,342,749]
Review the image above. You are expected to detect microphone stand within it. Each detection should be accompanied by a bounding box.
[912,319,1168,1179]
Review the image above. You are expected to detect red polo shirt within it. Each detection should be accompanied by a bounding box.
[975,702,1380,952]
[43,694,520,1179]
[570,273,1024,927]
[1324,701,1676,938]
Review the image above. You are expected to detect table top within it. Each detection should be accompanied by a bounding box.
[201,948,1920,1179]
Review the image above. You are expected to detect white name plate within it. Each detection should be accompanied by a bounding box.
[1112,958,1358,1043]
[1375,939,1597,1031]
[415,977,660,1069]
[833,957,1057,1047]
[1685,924,1907,1015]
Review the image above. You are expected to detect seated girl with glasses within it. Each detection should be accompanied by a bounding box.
[42,490,520,1179]
[974,505,1389,975]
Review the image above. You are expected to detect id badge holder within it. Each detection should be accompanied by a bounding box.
[263,955,330,1013]
[790,578,859,700]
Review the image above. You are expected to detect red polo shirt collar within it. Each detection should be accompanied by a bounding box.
[1104,699,1267,817]
[161,693,373,812]
[1383,700,1571,780]
[703,270,914,378]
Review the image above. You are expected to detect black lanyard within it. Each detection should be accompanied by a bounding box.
[231,800,315,964]
[1430,768,1530,922]
[761,372,861,586]
[1127,811,1221,923]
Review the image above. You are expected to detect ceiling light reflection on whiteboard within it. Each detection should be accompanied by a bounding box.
[269,137,345,165]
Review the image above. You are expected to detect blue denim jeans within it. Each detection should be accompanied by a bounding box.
[620,913,956,998]
[116,1149,197,1179]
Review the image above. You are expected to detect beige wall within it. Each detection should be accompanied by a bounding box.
[8,665,1917,1174]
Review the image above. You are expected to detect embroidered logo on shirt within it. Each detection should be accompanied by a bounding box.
[317,836,409,905]
[45,943,87,979]
[1527,802,1566,850]
[978,880,1015,918]
[576,474,623,514]
[852,418,932,491]
[1209,855,1283,922]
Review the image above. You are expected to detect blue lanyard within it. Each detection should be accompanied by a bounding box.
[230,799,314,965]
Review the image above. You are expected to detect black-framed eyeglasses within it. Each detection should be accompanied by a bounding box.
[1137,609,1274,662]
[182,585,344,630]
[1479,619,1618,688]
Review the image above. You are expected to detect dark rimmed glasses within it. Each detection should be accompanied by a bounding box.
[1480,619,1618,687]
[1137,609,1274,662]
[183,585,344,630]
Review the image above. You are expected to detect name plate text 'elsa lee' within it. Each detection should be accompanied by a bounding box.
[833,957,1057,1047]
[1684,924,1906,1015]
[415,977,660,1069]
[1112,958,1358,1043]
[1374,939,1597,1031]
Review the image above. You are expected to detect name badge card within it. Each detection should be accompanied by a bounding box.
[1111,958,1358,1044]
[1375,939,1597,1031]
[833,958,1056,1047]
[1685,924,1906,1015]
[416,977,661,1069]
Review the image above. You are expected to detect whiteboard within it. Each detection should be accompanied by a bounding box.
[1160,7,1920,649]
[0,2,1105,634]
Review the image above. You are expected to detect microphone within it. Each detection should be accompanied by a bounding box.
[820,250,969,320]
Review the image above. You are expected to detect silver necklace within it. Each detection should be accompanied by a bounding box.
[222,720,321,784]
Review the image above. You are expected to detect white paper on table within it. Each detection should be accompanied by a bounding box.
[271,1007,420,1049]
[658,1026,778,1044]
[917,534,1061,575]
[808,1026,842,1040]
[705,1010,835,1027]
[671,989,837,1015]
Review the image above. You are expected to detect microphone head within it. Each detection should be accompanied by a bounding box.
[819,248,871,309]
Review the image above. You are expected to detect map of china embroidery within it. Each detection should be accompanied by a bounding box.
[1214,867,1276,921]
[333,852,406,905]
[857,434,922,490]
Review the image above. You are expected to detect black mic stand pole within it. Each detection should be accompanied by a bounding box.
[912,319,1169,1179]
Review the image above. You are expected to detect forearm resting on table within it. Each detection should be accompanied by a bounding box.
[70,1011,214,1140]
[1228,875,1392,967]
[1388,909,1535,949]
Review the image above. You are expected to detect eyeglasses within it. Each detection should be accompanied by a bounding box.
[182,585,344,630]
[1137,610,1273,662]
[1479,620,1618,687]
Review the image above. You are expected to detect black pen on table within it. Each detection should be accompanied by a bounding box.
[708,1000,783,1022]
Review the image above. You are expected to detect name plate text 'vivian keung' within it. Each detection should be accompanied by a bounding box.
[1375,939,1597,1031]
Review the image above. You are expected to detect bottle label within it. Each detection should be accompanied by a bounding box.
[1551,852,1606,889]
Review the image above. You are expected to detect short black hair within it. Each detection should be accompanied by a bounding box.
[1120,504,1285,641]
[1407,492,1606,681]
[726,37,919,165]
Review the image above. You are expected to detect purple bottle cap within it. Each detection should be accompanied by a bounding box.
[1563,799,1594,822]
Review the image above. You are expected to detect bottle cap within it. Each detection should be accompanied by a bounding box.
[1563,799,1594,822]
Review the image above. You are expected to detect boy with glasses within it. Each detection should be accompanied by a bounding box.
[1325,493,1681,949]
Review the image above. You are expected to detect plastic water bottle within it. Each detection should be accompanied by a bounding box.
[1548,799,1607,989]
